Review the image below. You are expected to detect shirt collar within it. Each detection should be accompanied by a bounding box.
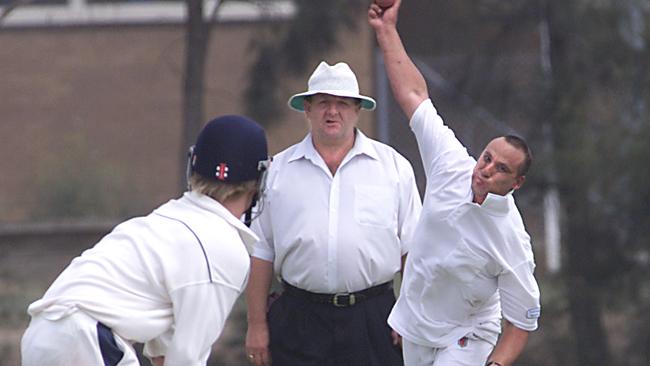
[473,191,512,216]
[172,191,260,250]
[288,129,380,163]
[351,129,380,160]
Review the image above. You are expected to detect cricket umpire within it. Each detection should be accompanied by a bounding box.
[244,61,422,366]
[21,115,271,366]
[369,1,541,366]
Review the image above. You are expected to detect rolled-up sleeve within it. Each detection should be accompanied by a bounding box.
[249,205,275,261]
[396,157,422,255]
[498,260,541,331]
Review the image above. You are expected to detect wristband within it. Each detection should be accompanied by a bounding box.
[485,362,503,366]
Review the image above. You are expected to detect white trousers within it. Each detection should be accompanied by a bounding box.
[402,334,493,366]
[21,311,139,366]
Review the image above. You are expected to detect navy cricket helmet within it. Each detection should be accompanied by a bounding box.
[190,115,269,183]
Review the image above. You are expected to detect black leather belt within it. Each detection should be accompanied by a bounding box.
[282,280,393,307]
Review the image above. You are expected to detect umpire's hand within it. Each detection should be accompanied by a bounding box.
[246,322,272,366]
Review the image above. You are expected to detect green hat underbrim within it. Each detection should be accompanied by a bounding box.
[287,91,376,112]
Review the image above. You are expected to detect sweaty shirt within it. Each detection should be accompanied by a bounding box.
[388,99,541,348]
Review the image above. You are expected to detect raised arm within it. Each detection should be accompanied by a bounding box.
[368,0,429,119]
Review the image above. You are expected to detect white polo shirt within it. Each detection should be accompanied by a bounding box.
[27,192,256,365]
[251,130,422,293]
[388,99,541,348]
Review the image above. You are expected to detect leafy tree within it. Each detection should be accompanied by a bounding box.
[244,0,366,123]
[179,0,227,191]
[182,0,366,191]
[397,1,650,364]
[544,1,649,364]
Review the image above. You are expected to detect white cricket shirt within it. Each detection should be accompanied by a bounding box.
[251,130,421,293]
[27,192,257,366]
[388,99,541,348]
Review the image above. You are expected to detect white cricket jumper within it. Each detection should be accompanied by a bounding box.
[23,191,256,366]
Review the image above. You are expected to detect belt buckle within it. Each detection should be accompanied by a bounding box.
[332,293,355,307]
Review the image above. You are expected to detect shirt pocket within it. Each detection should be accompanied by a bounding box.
[354,184,396,228]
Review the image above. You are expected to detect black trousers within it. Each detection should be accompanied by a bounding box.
[268,288,404,366]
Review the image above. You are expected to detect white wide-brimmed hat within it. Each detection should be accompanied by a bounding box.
[288,61,377,112]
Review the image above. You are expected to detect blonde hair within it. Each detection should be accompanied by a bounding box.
[189,173,258,203]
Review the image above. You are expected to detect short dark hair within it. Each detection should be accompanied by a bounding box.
[504,135,533,176]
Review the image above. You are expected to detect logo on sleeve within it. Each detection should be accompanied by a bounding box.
[526,307,541,319]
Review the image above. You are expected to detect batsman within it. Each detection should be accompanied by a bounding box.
[21,115,271,366]
[369,1,541,366]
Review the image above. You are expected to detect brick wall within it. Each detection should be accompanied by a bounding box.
[0,18,374,223]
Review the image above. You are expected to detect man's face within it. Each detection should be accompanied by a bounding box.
[303,93,361,145]
[471,137,526,203]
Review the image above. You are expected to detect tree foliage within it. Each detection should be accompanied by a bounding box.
[211,1,649,363]
[397,1,649,365]
[546,2,650,364]
[244,0,366,124]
